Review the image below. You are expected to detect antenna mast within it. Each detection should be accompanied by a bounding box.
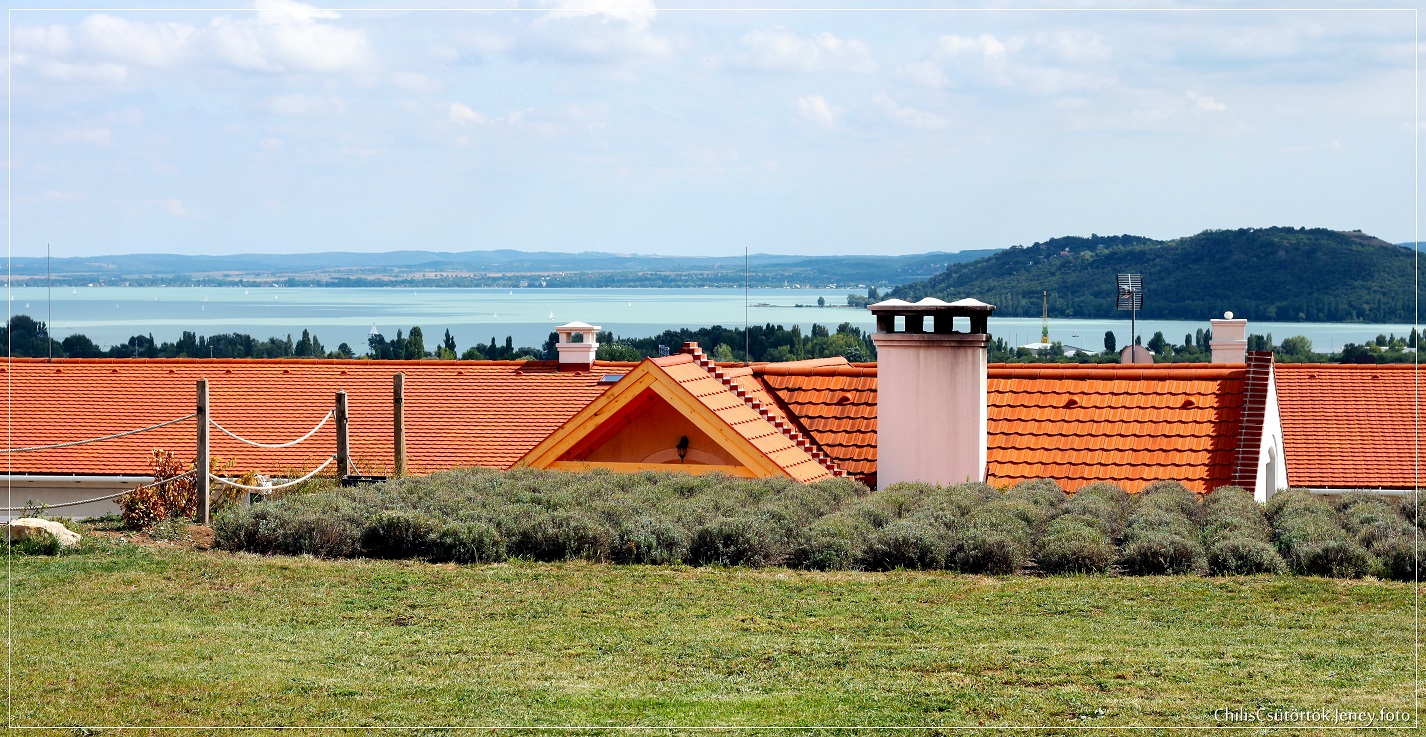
[47,244,52,362]
[1041,290,1049,345]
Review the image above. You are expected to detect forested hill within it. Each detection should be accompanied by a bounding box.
[889,228,1416,323]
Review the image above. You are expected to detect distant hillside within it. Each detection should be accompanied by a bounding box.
[8,248,1000,289]
[891,228,1416,323]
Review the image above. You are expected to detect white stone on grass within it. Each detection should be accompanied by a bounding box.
[7,518,81,548]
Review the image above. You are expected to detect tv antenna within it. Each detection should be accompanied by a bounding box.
[1116,273,1143,359]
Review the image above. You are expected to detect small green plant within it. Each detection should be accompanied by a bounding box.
[9,535,60,556]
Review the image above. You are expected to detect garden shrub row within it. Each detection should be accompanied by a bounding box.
[211,468,1419,580]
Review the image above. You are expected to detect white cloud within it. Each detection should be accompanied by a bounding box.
[933,33,1022,62]
[43,190,83,202]
[254,0,340,24]
[162,198,189,216]
[897,61,947,89]
[37,61,128,85]
[794,94,839,130]
[540,0,657,32]
[392,71,440,92]
[13,24,73,54]
[264,94,346,116]
[16,3,373,82]
[448,102,488,126]
[59,128,113,146]
[1033,31,1110,63]
[909,32,1114,94]
[75,14,200,68]
[872,92,948,131]
[1187,90,1227,112]
[519,0,670,64]
[736,28,877,74]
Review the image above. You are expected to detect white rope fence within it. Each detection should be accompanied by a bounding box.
[209,455,338,492]
[0,469,200,512]
[210,410,334,449]
[1,414,198,454]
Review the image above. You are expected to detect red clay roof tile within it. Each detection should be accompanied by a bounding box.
[1274,363,1422,489]
[3,357,630,477]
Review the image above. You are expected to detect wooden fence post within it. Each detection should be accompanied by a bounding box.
[196,379,210,524]
[336,391,350,479]
[393,373,407,478]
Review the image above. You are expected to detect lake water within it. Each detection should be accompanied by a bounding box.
[6,286,1416,356]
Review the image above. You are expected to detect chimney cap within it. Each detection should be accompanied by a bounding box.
[869,296,995,315]
[555,321,600,332]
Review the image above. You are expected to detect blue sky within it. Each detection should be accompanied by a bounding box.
[7,2,1419,258]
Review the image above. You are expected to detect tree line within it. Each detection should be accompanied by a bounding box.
[4,313,1413,365]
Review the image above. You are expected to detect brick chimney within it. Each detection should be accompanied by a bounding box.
[870,297,995,487]
[1210,312,1248,364]
[554,321,600,371]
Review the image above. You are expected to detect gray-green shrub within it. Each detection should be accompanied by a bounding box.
[611,516,688,565]
[1377,536,1421,582]
[1268,490,1374,577]
[513,509,614,562]
[429,521,506,563]
[1005,479,1068,510]
[213,493,365,558]
[688,515,785,567]
[1035,517,1114,574]
[1137,481,1203,524]
[362,509,442,559]
[1207,537,1285,575]
[789,512,871,571]
[858,518,951,571]
[949,507,1031,574]
[1064,485,1129,538]
[1119,532,1208,575]
[1125,508,1200,543]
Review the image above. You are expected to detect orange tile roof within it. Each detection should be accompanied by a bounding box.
[1274,363,1422,489]
[3,358,629,477]
[650,355,833,483]
[987,364,1249,494]
[757,361,1256,494]
[755,362,877,487]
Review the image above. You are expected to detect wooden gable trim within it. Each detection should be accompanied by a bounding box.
[518,366,660,468]
[640,375,789,479]
[550,461,759,478]
[517,358,792,479]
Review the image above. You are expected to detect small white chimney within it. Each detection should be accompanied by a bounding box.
[554,321,600,371]
[870,297,994,488]
[1210,311,1248,364]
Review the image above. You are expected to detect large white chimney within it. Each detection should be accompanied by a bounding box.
[1210,312,1247,364]
[870,297,995,488]
[554,321,600,370]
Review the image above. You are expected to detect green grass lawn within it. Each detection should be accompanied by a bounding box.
[9,536,1418,731]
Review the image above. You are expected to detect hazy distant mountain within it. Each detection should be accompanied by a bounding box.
[892,228,1415,323]
[9,248,1003,288]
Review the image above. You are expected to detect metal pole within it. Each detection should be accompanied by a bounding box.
[46,244,51,362]
[335,391,350,479]
[393,373,407,478]
[196,379,209,524]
